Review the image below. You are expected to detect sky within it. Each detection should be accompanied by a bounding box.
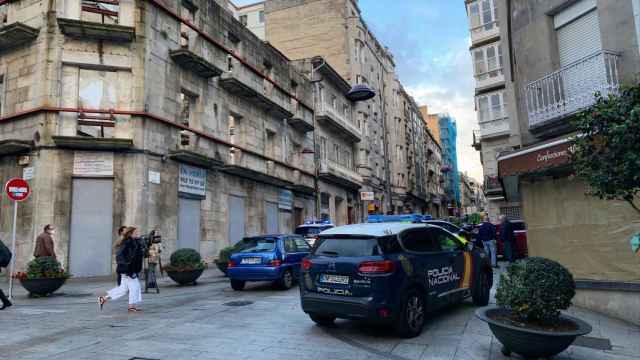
[233,0,482,182]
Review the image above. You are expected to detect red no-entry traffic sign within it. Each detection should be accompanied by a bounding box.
[5,178,30,201]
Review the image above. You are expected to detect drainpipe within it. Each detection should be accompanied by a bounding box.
[381,78,393,214]
[310,58,326,219]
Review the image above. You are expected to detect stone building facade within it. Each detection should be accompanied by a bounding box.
[465,0,523,222]
[0,0,322,277]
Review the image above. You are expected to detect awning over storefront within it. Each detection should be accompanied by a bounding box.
[497,135,575,201]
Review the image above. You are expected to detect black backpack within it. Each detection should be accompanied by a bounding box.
[0,240,12,268]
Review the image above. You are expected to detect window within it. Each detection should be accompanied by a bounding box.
[236,237,277,252]
[473,43,503,79]
[266,129,276,158]
[258,10,265,23]
[468,0,498,32]
[179,90,197,126]
[401,229,439,253]
[477,91,507,123]
[284,238,297,253]
[314,237,383,257]
[331,95,337,109]
[81,0,120,25]
[179,3,196,47]
[293,238,310,252]
[239,15,248,26]
[77,69,118,137]
[320,136,328,161]
[434,228,461,251]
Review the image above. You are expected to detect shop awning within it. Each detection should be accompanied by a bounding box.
[498,135,575,178]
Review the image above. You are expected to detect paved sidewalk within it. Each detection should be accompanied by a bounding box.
[0,267,638,359]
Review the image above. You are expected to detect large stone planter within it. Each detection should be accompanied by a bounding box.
[20,277,67,296]
[166,269,204,285]
[476,306,592,359]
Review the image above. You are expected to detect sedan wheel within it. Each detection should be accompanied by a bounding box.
[279,270,294,290]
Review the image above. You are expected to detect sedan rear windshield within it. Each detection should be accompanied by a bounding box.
[313,236,401,257]
[236,237,277,253]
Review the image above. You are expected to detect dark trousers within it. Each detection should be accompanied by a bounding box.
[0,288,11,309]
[504,241,515,263]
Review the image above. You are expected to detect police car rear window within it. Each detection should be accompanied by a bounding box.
[313,236,401,257]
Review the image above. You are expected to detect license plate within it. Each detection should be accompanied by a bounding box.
[241,257,262,264]
[320,274,350,285]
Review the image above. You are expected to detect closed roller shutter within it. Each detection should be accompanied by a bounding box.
[557,9,602,67]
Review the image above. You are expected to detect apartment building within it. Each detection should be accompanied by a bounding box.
[465,0,522,221]
[0,0,319,276]
[262,0,402,216]
[496,0,640,324]
[437,114,460,215]
[292,57,362,225]
[228,1,266,40]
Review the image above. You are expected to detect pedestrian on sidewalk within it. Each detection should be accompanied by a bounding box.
[500,215,515,263]
[34,224,57,260]
[478,215,497,268]
[115,226,127,286]
[0,239,13,310]
[98,227,144,312]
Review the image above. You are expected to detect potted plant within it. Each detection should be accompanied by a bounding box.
[476,257,592,359]
[14,257,70,297]
[163,248,206,285]
[214,246,236,275]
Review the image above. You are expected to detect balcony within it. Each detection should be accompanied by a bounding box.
[0,22,39,51]
[220,58,293,119]
[525,50,621,129]
[470,21,500,45]
[57,18,134,42]
[316,103,361,143]
[475,68,505,91]
[288,99,314,133]
[170,49,223,78]
[478,114,509,139]
[223,148,294,189]
[319,160,363,190]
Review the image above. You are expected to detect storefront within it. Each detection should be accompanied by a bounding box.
[498,135,640,325]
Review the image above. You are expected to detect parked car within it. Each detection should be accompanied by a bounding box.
[295,221,334,246]
[299,222,493,338]
[495,220,528,260]
[227,235,311,291]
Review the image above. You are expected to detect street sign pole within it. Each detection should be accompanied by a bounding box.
[4,178,31,300]
[8,200,17,299]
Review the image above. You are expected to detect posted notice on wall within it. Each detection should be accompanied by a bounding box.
[278,189,293,210]
[73,152,114,176]
[179,164,206,197]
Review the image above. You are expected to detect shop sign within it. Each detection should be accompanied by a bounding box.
[148,170,161,185]
[278,189,293,210]
[499,138,575,178]
[22,167,34,180]
[178,164,206,197]
[360,191,375,201]
[73,151,114,176]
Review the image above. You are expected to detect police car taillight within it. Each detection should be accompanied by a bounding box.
[358,260,395,274]
[302,258,313,270]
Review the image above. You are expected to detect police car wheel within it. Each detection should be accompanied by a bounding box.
[472,270,491,306]
[231,280,245,291]
[309,313,335,326]
[395,289,425,338]
[279,269,294,290]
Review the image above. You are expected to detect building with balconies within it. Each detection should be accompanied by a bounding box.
[495,0,640,326]
[0,0,317,277]
[292,57,362,226]
[465,0,523,222]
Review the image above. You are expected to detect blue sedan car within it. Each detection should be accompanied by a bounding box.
[227,235,311,291]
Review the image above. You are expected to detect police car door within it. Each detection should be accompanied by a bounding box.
[431,228,467,303]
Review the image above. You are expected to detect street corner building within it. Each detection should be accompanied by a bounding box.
[465,0,640,325]
[0,0,323,277]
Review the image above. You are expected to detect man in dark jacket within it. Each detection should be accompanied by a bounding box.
[500,215,515,263]
[34,224,56,259]
[477,215,497,268]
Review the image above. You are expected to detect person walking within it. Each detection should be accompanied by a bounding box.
[478,215,497,268]
[98,227,144,312]
[0,239,13,310]
[500,215,516,263]
[34,224,57,259]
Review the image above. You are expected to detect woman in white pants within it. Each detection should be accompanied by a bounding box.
[98,227,144,312]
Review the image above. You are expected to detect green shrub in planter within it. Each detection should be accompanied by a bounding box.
[217,246,235,264]
[164,248,206,272]
[496,257,575,324]
[26,257,70,279]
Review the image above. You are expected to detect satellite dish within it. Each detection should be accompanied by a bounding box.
[346,84,376,102]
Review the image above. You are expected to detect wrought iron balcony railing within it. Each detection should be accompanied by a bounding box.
[525,50,620,128]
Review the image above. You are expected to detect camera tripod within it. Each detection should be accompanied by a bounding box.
[143,257,161,294]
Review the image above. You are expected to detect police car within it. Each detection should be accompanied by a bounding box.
[294,220,334,246]
[299,221,493,338]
